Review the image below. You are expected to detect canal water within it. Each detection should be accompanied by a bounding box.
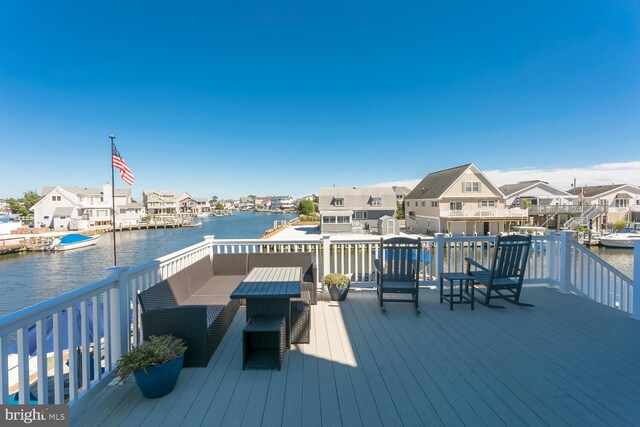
[0,212,296,317]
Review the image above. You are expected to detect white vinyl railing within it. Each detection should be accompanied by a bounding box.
[0,231,637,408]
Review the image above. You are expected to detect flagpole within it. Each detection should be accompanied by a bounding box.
[109,134,117,266]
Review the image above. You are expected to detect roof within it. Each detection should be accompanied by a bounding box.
[42,186,130,197]
[123,202,144,208]
[499,181,546,196]
[319,187,396,197]
[615,192,631,199]
[392,186,411,196]
[143,190,175,196]
[565,184,625,198]
[405,164,472,199]
[53,207,74,217]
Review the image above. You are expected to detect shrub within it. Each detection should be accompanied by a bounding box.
[323,273,350,288]
[297,200,316,215]
[613,220,628,231]
[115,335,187,382]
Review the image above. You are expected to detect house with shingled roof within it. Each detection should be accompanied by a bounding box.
[404,164,528,236]
[566,184,640,227]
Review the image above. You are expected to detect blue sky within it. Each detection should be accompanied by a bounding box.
[1,0,639,200]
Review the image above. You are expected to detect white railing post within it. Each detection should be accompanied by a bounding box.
[204,235,215,258]
[559,230,575,294]
[545,231,557,285]
[322,234,331,279]
[632,240,640,320]
[435,233,445,278]
[107,266,130,367]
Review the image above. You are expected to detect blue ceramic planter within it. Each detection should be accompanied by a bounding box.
[328,282,350,301]
[133,354,184,399]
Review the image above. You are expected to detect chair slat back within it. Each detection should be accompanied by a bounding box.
[489,235,531,281]
[380,237,421,281]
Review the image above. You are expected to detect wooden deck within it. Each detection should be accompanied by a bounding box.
[72,286,640,426]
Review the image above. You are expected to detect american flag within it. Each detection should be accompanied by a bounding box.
[112,143,135,185]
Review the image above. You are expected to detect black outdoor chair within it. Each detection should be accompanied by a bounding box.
[465,234,532,307]
[374,237,421,312]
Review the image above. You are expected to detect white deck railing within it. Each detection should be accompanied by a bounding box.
[0,231,637,408]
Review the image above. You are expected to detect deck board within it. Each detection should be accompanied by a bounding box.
[71,286,640,427]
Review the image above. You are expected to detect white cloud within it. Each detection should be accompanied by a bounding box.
[371,161,640,191]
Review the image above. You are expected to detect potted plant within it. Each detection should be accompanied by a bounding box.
[324,273,350,301]
[115,335,187,399]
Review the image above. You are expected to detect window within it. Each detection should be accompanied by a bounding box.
[421,201,426,207]
[334,198,344,207]
[479,200,497,207]
[52,195,61,202]
[614,199,629,208]
[449,202,462,211]
[415,202,418,207]
[406,201,410,207]
[371,197,382,207]
[337,216,350,223]
[353,211,368,219]
[43,216,49,219]
[431,201,439,208]
[636,200,640,205]
[462,182,481,192]
[323,216,336,223]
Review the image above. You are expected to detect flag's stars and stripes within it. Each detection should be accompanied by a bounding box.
[112,143,135,185]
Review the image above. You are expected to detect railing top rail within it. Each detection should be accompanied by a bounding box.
[211,238,323,245]
[0,276,118,336]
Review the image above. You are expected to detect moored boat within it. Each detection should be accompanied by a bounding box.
[599,232,640,249]
[46,234,101,251]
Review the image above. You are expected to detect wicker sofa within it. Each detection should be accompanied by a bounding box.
[138,252,317,367]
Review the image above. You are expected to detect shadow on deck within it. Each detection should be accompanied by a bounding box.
[72,286,640,426]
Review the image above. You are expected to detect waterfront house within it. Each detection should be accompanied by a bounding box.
[270,195,296,211]
[0,200,9,215]
[392,186,411,203]
[143,190,177,216]
[31,184,136,229]
[566,184,640,228]
[500,180,579,228]
[319,186,398,234]
[176,192,210,215]
[253,196,271,210]
[238,196,255,211]
[404,164,528,236]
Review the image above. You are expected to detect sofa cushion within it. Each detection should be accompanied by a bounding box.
[138,280,178,312]
[194,275,246,297]
[212,254,248,275]
[165,271,191,304]
[185,257,215,293]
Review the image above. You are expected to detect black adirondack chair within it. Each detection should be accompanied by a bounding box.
[374,237,421,311]
[465,234,532,307]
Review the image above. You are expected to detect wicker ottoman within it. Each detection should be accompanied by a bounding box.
[243,315,287,370]
[290,301,311,344]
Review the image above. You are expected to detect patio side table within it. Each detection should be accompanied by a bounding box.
[439,272,475,311]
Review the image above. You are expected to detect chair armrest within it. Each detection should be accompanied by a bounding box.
[141,306,208,338]
[374,259,382,274]
[465,257,488,273]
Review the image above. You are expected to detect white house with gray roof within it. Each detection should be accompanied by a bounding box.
[319,187,398,234]
[143,190,177,216]
[31,184,145,229]
[405,164,528,236]
[176,192,210,215]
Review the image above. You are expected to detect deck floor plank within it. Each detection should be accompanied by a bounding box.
[71,287,640,427]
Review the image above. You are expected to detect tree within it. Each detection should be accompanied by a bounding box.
[215,203,224,210]
[210,195,218,203]
[297,200,315,215]
[396,201,405,219]
[7,191,42,216]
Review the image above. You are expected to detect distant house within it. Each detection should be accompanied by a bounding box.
[500,181,579,228]
[253,196,271,210]
[271,195,295,211]
[238,197,255,210]
[404,164,527,236]
[176,192,210,215]
[31,184,143,229]
[392,186,411,203]
[0,200,9,215]
[566,184,640,227]
[143,190,177,216]
[318,187,398,234]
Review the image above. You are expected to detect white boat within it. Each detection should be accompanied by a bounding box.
[47,234,101,251]
[599,232,640,249]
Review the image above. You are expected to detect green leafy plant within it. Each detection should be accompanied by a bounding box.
[297,200,316,215]
[115,335,187,383]
[323,273,350,288]
[613,220,628,231]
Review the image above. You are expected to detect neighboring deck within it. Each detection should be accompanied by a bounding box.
[72,287,640,426]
